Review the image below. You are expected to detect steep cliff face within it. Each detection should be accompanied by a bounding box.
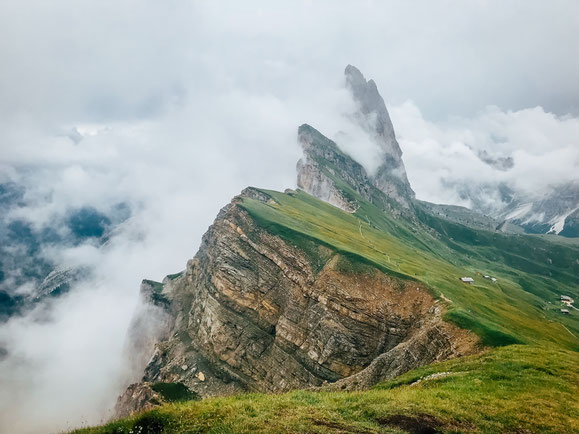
[122,279,174,382]
[116,188,478,417]
[297,65,415,214]
[296,124,368,213]
[345,65,415,208]
[296,124,411,217]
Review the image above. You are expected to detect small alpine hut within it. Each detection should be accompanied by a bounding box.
[460,277,474,284]
[561,295,574,305]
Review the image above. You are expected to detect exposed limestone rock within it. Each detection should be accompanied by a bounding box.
[115,192,479,417]
[323,306,475,391]
[122,279,174,382]
[115,383,162,417]
[345,64,401,160]
[297,125,367,213]
[240,186,278,205]
[297,124,407,216]
[345,65,415,208]
[296,66,415,216]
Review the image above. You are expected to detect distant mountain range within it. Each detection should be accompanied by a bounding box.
[0,181,130,321]
[448,179,579,237]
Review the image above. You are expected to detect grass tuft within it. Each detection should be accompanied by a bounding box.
[75,346,579,433]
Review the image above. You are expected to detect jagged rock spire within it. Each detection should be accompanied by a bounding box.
[297,65,415,214]
[344,65,414,205]
[344,64,401,159]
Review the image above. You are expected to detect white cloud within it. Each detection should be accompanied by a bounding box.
[0,1,578,433]
[391,101,579,206]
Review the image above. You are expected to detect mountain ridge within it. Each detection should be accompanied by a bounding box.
[107,65,578,428]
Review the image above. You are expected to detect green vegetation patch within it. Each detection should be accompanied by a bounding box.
[142,279,163,292]
[237,188,579,350]
[334,254,379,275]
[150,382,199,403]
[74,345,579,433]
[443,309,523,347]
[166,271,184,281]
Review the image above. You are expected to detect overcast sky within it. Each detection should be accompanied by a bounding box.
[2,1,579,125]
[1,1,578,433]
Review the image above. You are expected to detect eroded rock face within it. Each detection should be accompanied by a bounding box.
[345,65,415,209]
[324,309,476,391]
[116,190,478,417]
[345,64,401,161]
[296,126,366,213]
[115,383,163,417]
[122,279,174,382]
[297,66,415,216]
[296,124,409,216]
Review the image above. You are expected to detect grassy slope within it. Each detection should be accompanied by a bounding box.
[76,345,579,433]
[240,189,579,350]
[78,188,579,433]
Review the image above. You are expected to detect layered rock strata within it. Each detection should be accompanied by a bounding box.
[116,189,478,417]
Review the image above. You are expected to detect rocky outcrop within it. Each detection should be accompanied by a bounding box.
[297,65,415,215]
[344,65,401,161]
[115,383,165,417]
[297,123,412,217]
[324,309,476,391]
[116,188,479,418]
[122,279,174,382]
[345,65,415,208]
[296,124,367,213]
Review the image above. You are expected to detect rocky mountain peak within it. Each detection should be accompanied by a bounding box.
[297,65,415,214]
[344,64,401,160]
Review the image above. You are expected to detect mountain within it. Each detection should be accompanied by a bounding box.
[0,186,130,323]
[560,207,579,237]
[297,66,415,216]
[499,182,579,236]
[92,66,578,432]
[115,186,480,417]
[344,65,415,208]
[447,179,579,238]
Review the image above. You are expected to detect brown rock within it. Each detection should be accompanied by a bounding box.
[115,194,479,418]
